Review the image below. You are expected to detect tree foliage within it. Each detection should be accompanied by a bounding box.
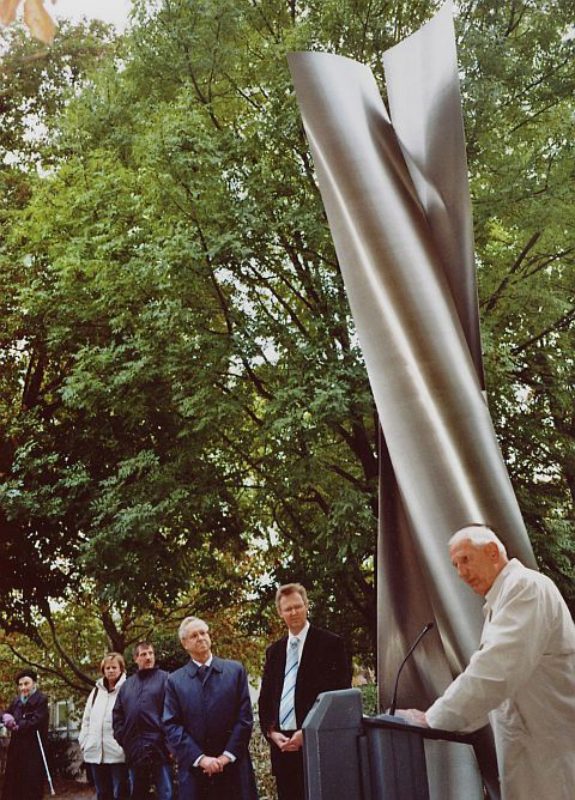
[0,0,573,689]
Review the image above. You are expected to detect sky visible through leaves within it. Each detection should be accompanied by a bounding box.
[0,0,130,42]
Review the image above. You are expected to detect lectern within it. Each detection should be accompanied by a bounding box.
[303,689,490,800]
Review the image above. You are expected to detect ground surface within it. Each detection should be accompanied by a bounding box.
[51,778,94,798]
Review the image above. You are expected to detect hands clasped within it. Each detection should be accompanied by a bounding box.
[270,729,303,752]
[199,754,231,776]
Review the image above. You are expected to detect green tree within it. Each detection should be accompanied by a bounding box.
[0,1,573,688]
[0,18,122,634]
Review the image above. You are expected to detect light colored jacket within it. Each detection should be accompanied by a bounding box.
[427,559,575,800]
[79,672,127,764]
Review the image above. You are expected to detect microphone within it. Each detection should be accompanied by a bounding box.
[389,622,434,716]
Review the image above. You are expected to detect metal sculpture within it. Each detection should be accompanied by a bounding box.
[289,3,535,795]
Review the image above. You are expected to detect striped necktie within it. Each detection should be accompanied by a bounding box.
[279,637,299,730]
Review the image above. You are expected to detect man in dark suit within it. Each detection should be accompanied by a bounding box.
[163,616,258,800]
[259,583,351,800]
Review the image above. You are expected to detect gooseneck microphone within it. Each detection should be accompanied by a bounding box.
[389,622,434,716]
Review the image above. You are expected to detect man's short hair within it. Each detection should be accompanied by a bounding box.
[178,616,208,642]
[133,641,154,658]
[275,583,309,611]
[449,524,507,557]
[100,652,126,674]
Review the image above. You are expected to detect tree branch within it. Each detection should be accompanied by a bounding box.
[512,308,575,354]
[482,231,541,314]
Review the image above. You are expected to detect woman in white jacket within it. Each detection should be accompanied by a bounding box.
[79,653,128,800]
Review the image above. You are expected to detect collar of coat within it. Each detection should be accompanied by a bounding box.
[185,656,225,678]
[95,671,127,693]
[484,557,523,613]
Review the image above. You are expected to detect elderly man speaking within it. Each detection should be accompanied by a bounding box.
[399,524,575,800]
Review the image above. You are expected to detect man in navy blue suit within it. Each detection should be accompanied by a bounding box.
[163,616,258,800]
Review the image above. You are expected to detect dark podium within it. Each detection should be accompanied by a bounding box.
[302,689,488,799]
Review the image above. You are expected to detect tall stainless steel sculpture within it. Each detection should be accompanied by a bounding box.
[289,2,536,795]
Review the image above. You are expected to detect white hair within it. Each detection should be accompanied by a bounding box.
[449,524,507,557]
[178,616,207,642]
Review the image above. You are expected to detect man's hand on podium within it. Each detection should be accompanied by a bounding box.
[395,709,429,727]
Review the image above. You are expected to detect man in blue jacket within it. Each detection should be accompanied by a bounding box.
[112,641,173,800]
[163,616,258,800]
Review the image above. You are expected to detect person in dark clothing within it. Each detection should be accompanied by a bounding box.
[1,669,49,800]
[112,642,173,800]
[163,616,259,800]
[259,583,351,800]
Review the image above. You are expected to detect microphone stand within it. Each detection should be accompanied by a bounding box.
[389,622,434,716]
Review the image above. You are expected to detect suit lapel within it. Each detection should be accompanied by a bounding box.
[185,660,200,680]
[206,656,223,686]
[296,624,317,681]
[275,636,288,688]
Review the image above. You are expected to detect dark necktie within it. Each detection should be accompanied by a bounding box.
[197,664,208,683]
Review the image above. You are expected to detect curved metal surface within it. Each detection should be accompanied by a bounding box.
[287,3,535,723]
[383,1,483,386]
